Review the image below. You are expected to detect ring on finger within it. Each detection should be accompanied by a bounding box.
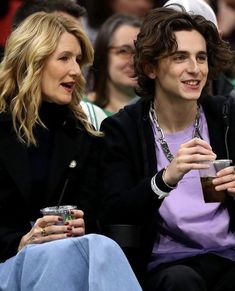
[40,227,47,237]
[29,235,36,242]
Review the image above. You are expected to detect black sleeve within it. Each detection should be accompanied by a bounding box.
[0,165,31,262]
[98,115,163,226]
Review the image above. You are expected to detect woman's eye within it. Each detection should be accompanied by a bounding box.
[119,46,134,56]
[59,56,69,61]
[118,48,127,54]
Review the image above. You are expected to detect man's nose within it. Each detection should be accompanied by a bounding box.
[187,58,200,74]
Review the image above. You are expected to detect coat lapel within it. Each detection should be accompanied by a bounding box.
[44,126,90,204]
[0,111,92,206]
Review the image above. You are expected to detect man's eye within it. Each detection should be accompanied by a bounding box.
[197,55,207,62]
[174,55,186,61]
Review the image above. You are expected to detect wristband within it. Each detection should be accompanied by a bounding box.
[151,168,177,199]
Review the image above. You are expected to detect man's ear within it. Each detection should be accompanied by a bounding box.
[143,63,157,79]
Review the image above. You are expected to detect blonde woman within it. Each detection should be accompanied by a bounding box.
[0,12,141,291]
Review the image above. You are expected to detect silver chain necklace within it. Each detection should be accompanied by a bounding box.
[149,102,202,162]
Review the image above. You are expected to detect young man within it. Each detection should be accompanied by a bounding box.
[99,7,235,291]
[164,0,235,98]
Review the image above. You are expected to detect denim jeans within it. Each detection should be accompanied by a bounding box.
[0,234,142,291]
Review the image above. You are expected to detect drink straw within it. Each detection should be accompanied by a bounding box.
[57,178,69,207]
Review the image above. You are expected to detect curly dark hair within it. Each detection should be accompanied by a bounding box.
[134,6,234,99]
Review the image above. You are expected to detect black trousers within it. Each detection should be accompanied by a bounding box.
[145,253,235,291]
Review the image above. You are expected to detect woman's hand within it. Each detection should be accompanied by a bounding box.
[212,166,235,195]
[18,209,84,252]
[164,138,216,186]
[64,209,85,237]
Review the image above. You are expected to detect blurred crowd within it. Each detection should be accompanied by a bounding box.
[1,0,234,49]
[0,0,234,117]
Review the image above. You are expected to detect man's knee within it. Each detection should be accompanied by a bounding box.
[147,265,206,291]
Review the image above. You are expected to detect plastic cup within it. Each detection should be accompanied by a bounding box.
[199,159,232,203]
[40,205,77,224]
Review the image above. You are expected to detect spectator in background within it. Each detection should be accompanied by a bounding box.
[0,0,23,59]
[0,0,86,60]
[204,0,235,50]
[11,0,107,129]
[165,0,218,26]
[81,0,162,45]
[12,0,86,29]
[223,0,235,9]
[217,0,235,48]
[110,0,158,19]
[87,13,142,116]
[217,0,235,91]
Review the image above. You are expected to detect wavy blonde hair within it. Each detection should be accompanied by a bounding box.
[0,12,99,145]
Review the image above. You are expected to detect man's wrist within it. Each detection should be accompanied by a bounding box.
[162,168,177,189]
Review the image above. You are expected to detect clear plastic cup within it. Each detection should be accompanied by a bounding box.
[40,205,77,224]
[199,159,232,203]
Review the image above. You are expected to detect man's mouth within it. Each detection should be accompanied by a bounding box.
[182,80,200,86]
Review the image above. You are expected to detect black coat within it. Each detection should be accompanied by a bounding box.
[0,108,100,262]
[99,94,235,283]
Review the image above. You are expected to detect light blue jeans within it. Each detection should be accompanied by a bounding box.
[0,234,142,291]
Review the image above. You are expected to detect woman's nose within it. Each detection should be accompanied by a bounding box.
[69,60,81,77]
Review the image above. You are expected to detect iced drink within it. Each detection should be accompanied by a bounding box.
[199,159,232,203]
[200,177,226,202]
[40,205,77,224]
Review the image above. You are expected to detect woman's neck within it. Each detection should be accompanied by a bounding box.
[106,82,136,113]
